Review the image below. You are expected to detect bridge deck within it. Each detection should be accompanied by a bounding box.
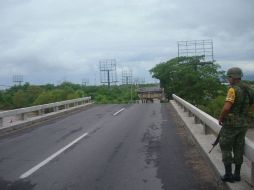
[0,103,218,190]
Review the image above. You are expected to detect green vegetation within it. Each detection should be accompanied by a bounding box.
[0,82,140,110]
[150,56,254,119]
[150,56,227,118]
[1,56,253,120]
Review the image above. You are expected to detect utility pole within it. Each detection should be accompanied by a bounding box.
[131,82,133,103]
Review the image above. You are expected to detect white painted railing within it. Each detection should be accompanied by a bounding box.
[173,94,254,184]
[0,97,91,128]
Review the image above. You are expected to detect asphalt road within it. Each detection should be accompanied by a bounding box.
[0,103,218,190]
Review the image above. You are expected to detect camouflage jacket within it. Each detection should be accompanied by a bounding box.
[224,82,254,128]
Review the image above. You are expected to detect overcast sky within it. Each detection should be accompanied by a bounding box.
[0,0,253,86]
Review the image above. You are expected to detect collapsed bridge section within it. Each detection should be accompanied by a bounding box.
[137,87,165,103]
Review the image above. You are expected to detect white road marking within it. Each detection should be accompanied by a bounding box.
[113,108,125,116]
[19,132,88,179]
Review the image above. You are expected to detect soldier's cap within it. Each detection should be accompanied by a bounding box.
[226,67,243,79]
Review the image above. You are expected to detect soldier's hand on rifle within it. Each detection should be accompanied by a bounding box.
[218,117,224,126]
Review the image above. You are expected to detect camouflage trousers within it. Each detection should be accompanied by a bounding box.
[219,127,247,165]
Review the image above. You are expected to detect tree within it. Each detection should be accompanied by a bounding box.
[12,90,30,108]
[0,82,141,109]
[26,85,43,106]
[150,56,224,105]
[50,89,65,102]
[75,90,85,97]
[33,91,54,105]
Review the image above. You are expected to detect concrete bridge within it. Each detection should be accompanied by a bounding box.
[0,96,253,190]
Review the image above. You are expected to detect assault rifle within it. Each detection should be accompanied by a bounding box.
[209,129,221,154]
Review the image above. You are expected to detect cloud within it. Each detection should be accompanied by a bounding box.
[220,60,254,73]
[0,0,253,85]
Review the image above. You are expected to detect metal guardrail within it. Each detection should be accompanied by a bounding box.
[0,97,91,128]
[173,94,254,184]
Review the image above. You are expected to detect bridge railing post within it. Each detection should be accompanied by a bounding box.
[38,109,44,116]
[194,116,201,124]
[202,123,208,135]
[54,107,59,112]
[21,113,27,121]
[0,117,3,127]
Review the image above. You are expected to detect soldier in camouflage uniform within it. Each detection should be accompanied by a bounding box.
[219,67,254,183]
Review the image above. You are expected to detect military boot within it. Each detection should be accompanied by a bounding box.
[233,164,241,181]
[221,164,234,183]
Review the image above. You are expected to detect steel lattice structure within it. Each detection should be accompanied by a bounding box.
[122,69,132,85]
[82,78,89,86]
[99,59,117,86]
[177,39,214,63]
[12,75,23,86]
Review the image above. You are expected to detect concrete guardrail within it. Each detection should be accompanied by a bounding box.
[0,96,91,128]
[173,94,254,185]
